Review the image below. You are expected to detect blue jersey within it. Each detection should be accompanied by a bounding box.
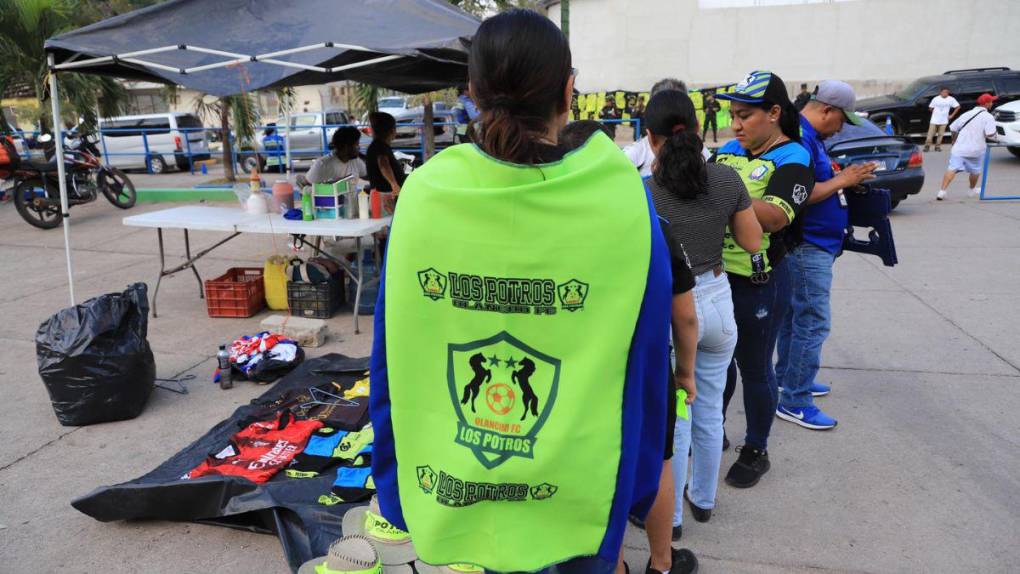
[798,115,846,255]
[713,138,814,276]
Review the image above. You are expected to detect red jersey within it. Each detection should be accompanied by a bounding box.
[184,411,322,484]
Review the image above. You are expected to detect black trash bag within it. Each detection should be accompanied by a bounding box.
[36,283,156,426]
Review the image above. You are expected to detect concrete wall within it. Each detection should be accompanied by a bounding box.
[548,0,1020,97]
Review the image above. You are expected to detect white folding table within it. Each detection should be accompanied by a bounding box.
[123,205,391,333]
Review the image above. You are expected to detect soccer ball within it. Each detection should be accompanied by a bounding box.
[485,383,515,416]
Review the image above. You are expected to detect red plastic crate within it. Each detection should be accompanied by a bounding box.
[204,267,266,318]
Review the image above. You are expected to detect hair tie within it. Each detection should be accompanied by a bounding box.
[671,123,686,134]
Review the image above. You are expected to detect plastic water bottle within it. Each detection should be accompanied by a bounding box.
[302,186,314,221]
[884,116,894,135]
[217,344,233,390]
[358,191,370,220]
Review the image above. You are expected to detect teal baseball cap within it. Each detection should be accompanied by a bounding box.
[717,70,792,107]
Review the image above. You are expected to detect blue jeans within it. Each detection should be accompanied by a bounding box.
[766,257,793,392]
[672,270,737,525]
[776,243,835,409]
[487,556,616,574]
[722,268,781,451]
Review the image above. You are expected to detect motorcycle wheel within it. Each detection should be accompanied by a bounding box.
[99,167,137,209]
[13,178,62,229]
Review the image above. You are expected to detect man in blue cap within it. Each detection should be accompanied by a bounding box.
[774,80,876,431]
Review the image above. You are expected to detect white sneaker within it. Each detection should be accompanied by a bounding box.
[969,188,980,198]
[936,190,947,201]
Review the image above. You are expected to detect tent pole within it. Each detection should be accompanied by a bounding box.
[284,111,292,180]
[48,53,75,306]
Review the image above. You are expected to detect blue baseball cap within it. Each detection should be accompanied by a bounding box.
[717,70,793,107]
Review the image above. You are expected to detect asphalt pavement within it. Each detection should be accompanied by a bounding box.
[0,146,1018,573]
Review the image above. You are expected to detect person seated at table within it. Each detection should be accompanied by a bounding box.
[365,112,406,197]
[306,126,366,185]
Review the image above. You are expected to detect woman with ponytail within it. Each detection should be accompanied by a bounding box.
[644,89,762,534]
[371,9,682,574]
[710,71,815,489]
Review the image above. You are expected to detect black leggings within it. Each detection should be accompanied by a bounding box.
[722,271,782,450]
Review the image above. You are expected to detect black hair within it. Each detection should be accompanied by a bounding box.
[369,112,396,140]
[469,9,571,164]
[755,98,801,143]
[558,120,612,150]
[330,126,361,161]
[644,89,706,200]
[940,86,950,92]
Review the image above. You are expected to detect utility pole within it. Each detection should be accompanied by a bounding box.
[560,0,569,40]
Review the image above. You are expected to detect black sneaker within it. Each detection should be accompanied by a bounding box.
[724,445,770,488]
[628,514,646,530]
[684,490,712,523]
[644,547,700,574]
[672,524,682,541]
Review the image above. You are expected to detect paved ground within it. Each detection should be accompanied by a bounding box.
[0,146,1018,573]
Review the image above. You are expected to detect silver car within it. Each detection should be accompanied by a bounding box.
[244,108,353,173]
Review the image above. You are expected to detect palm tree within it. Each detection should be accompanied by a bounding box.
[354,84,380,116]
[194,93,260,182]
[0,0,127,133]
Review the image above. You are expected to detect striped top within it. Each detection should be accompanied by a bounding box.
[648,162,752,276]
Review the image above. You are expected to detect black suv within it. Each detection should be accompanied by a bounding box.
[855,67,1020,137]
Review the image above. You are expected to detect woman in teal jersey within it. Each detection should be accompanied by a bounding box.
[712,71,815,489]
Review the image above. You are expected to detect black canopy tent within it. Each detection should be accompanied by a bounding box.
[44,0,478,303]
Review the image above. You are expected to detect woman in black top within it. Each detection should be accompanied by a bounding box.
[365,112,407,194]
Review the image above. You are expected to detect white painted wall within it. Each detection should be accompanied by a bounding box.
[548,0,1020,97]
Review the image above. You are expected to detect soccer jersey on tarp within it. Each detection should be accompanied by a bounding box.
[183,411,322,484]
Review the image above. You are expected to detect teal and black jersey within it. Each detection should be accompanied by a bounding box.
[711,139,814,277]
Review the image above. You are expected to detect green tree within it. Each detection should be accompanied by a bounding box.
[193,93,259,182]
[354,84,380,116]
[0,0,131,133]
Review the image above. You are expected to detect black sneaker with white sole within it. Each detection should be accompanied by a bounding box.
[724,445,770,488]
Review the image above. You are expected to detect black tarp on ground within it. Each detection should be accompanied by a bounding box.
[45,0,479,96]
[71,354,372,573]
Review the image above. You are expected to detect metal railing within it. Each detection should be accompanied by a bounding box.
[5,117,641,177]
[4,121,464,176]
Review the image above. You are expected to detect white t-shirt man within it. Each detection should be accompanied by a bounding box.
[949,107,996,157]
[928,95,960,126]
[624,137,712,177]
[306,154,367,184]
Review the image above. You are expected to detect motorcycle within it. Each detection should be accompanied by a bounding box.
[7,132,136,229]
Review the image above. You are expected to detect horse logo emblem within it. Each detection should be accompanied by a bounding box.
[418,268,447,301]
[448,332,561,469]
[557,279,589,312]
